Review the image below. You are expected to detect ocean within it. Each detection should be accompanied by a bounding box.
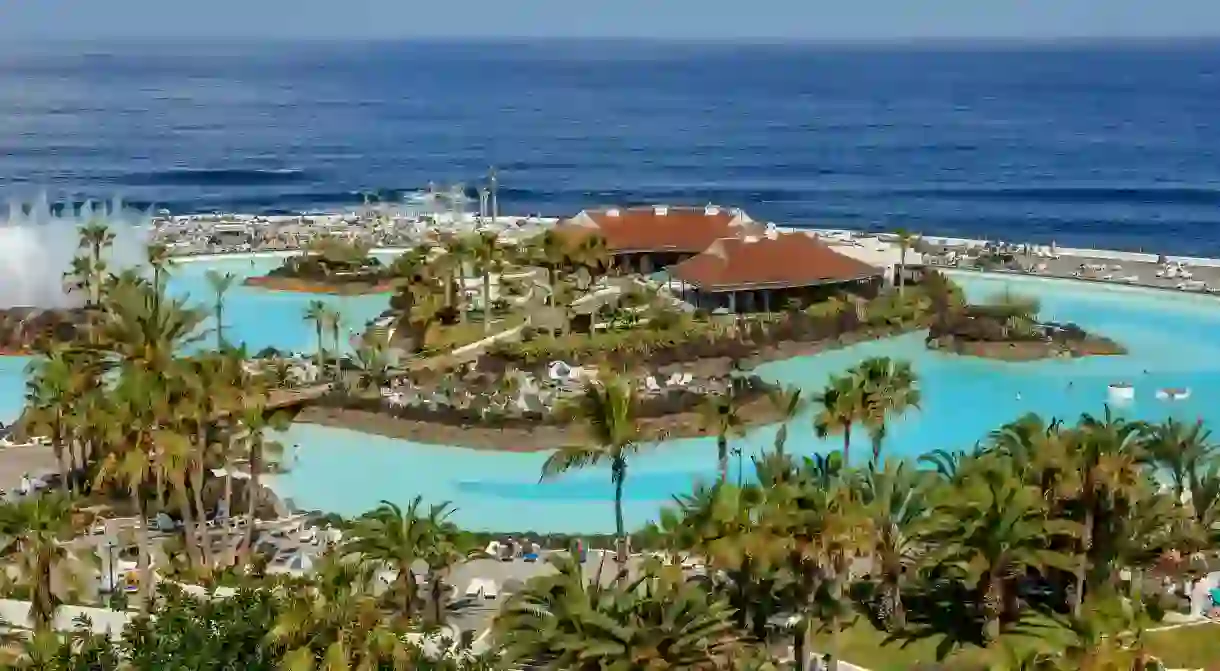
[1,39,1219,253]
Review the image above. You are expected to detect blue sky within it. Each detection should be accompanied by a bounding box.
[3,0,1218,40]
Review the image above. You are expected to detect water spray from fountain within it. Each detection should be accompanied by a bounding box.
[0,193,152,308]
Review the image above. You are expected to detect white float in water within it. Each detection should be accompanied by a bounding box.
[0,193,148,308]
[1107,382,1135,404]
[1156,387,1191,401]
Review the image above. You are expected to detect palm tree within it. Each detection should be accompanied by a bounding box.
[858,459,929,631]
[1072,407,1149,612]
[852,357,920,463]
[302,300,328,373]
[925,468,1080,644]
[700,389,746,484]
[145,242,174,298]
[419,505,475,626]
[767,385,808,457]
[23,348,81,493]
[495,554,744,670]
[543,376,645,562]
[813,373,864,464]
[205,270,237,349]
[529,229,570,306]
[0,494,77,631]
[1146,417,1213,507]
[325,307,343,378]
[269,556,408,670]
[471,230,507,333]
[442,234,473,320]
[75,220,114,307]
[894,228,915,295]
[342,497,442,618]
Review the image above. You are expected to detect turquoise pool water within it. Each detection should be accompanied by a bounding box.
[4,264,1220,532]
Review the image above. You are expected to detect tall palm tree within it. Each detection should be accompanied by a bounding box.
[894,228,915,295]
[767,385,808,457]
[302,300,328,373]
[325,307,343,377]
[1072,407,1149,612]
[471,230,507,333]
[813,373,863,464]
[342,497,442,619]
[205,269,237,350]
[1146,417,1213,507]
[852,357,920,463]
[529,229,570,306]
[419,505,475,626]
[700,389,746,484]
[23,348,81,493]
[75,220,114,307]
[543,376,645,562]
[0,494,77,632]
[442,234,473,320]
[858,459,929,631]
[925,468,1080,644]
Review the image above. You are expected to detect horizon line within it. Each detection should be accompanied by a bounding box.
[1,34,1219,46]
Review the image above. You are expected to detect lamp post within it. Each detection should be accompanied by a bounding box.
[488,166,498,226]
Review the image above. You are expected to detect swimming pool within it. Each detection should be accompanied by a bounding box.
[4,265,1220,532]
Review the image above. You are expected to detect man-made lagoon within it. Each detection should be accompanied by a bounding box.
[3,260,1220,532]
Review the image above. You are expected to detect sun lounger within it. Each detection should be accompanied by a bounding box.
[483,580,499,599]
[645,376,663,393]
[464,581,482,599]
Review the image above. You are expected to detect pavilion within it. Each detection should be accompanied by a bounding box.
[667,228,885,313]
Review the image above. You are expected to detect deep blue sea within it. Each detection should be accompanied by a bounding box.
[1,39,1219,253]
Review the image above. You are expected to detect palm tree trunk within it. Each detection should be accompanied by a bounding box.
[843,430,851,465]
[190,452,215,569]
[613,457,627,564]
[131,488,153,614]
[1074,505,1093,615]
[174,483,204,570]
[52,417,67,495]
[482,272,492,333]
[240,440,261,560]
[718,434,729,483]
[897,247,907,296]
[315,323,325,373]
[430,570,446,625]
[795,617,809,671]
[215,304,224,349]
[981,573,1002,644]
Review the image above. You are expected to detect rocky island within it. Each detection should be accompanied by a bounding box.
[0,307,92,355]
[244,237,395,294]
[925,291,1125,361]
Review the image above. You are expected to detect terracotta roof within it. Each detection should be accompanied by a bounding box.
[558,205,757,254]
[670,232,882,291]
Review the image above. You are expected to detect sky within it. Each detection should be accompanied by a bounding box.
[1,0,1218,41]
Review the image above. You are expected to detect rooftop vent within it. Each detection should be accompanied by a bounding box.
[704,204,721,216]
[765,228,780,240]
[742,235,760,244]
[606,208,621,217]
[653,205,669,216]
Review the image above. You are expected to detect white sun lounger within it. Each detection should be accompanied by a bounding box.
[482,580,499,600]
[464,581,483,599]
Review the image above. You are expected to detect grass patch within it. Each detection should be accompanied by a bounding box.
[1141,622,1220,669]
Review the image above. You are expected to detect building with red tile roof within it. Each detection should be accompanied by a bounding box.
[669,228,884,312]
[557,204,759,273]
